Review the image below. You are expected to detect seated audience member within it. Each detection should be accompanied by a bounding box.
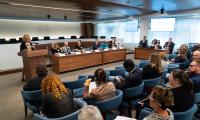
[41,73,77,118]
[139,36,148,48]
[61,42,71,54]
[173,44,187,63]
[78,105,103,120]
[114,59,142,90]
[143,86,174,120]
[155,41,162,50]
[159,52,168,71]
[191,44,200,53]
[143,53,162,79]
[23,64,48,91]
[84,68,116,101]
[163,38,175,54]
[168,69,194,112]
[92,39,100,50]
[192,50,200,61]
[51,43,61,55]
[75,40,84,52]
[188,59,200,93]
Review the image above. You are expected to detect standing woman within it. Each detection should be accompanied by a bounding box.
[41,73,77,118]
[20,34,35,81]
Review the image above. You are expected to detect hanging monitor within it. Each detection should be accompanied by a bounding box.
[151,18,175,31]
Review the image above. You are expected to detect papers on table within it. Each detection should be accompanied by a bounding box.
[94,49,100,52]
[114,116,136,120]
[75,52,81,54]
[85,51,91,54]
[89,81,97,93]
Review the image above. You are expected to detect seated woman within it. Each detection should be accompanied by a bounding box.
[168,69,194,112]
[173,44,187,63]
[51,43,61,55]
[75,40,84,52]
[143,86,174,120]
[159,52,168,71]
[84,68,116,101]
[61,42,71,54]
[41,73,77,118]
[143,53,162,79]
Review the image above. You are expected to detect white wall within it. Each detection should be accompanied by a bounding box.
[0,19,81,40]
[0,19,81,70]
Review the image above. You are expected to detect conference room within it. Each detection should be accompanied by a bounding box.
[0,0,200,120]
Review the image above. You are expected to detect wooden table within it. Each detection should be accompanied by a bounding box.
[52,49,126,73]
[135,48,167,60]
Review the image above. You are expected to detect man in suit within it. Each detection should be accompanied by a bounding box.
[61,42,71,54]
[163,38,175,54]
[139,36,148,48]
[188,59,200,93]
[92,39,100,50]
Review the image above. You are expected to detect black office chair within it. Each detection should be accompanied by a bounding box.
[32,37,39,41]
[9,38,17,43]
[19,37,23,43]
[100,36,106,39]
[79,36,86,38]
[44,36,50,40]
[0,38,6,44]
[58,36,65,39]
[71,36,77,39]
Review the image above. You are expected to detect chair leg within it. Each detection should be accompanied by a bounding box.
[128,107,132,118]
[24,105,27,118]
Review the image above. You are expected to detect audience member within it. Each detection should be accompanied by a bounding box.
[143,53,162,79]
[84,68,116,101]
[20,34,34,51]
[173,44,187,63]
[159,52,168,70]
[192,50,200,61]
[139,36,148,48]
[75,40,84,52]
[143,86,174,120]
[61,42,71,54]
[163,38,175,54]
[188,59,200,93]
[51,43,61,55]
[168,69,194,112]
[92,39,100,50]
[114,59,142,90]
[41,73,77,118]
[23,64,48,91]
[78,105,103,120]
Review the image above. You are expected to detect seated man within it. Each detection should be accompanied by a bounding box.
[23,64,48,91]
[92,39,100,50]
[188,59,200,93]
[75,40,84,52]
[113,59,142,90]
[163,38,175,54]
[192,50,200,61]
[138,36,148,48]
[61,42,71,54]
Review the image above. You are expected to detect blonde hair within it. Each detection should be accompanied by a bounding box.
[41,73,68,100]
[51,43,59,49]
[159,52,167,61]
[179,44,188,58]
[151,86,174,110]
[149,53,162,73]
[22,34,31,42]
[78,105,103,120]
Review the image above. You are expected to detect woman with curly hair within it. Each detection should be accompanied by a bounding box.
[142,53,162,79]
[41,73,77,118]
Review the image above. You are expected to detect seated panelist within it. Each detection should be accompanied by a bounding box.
[139,36,148,48]
[75,40,84,52]
[61,42,71,54]
[51,43,61,55]
[92,39,100,50]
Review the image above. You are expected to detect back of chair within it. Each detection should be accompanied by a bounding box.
[194,92,200,103]
[167,54,177,60]
[63,78,87,91]
[175,62,186,70]
[138,108,151,120]
[124,82,144,98]
[109,69,125,77]
[87,90,123,112]
[21,90,42,102]
[34,98,87,120]
[143,77,161,88]
[167,64,180,73]
[173,104,198,120]
[139,60,149,68]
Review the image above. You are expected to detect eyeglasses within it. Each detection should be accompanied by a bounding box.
[189,65,198,67]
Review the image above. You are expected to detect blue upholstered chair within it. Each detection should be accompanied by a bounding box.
[195,92,200,104]
[138,108,152,120]
[109,69,125,77]
[161,69,168,84]
[86,90,123,120]
[143,77,161,95]
[34,98,87,120]
[139,60,149,68]
[78,74,94,80]
[115,66,129,76]
[167,54,177,61]
[122,82,144,117]
[173,104,198,120]
[167,64,180,73]
[175,62,186,70]
[21,90,42,118]
[63,77,87,98]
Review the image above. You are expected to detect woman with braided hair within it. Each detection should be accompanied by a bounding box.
[41,73,77,118]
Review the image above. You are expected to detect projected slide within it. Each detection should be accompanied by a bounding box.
[151,18,175,31]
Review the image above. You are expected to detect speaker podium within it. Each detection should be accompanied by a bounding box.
[18,49,48,80]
